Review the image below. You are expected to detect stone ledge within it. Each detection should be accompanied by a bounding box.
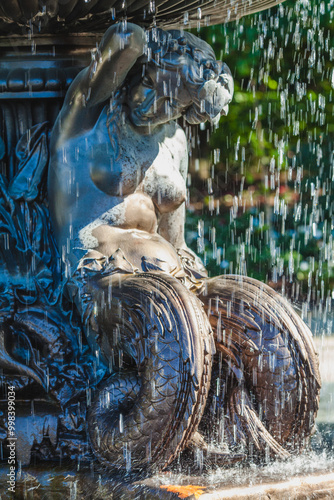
[1,465,334,499]
[199,471,334,499]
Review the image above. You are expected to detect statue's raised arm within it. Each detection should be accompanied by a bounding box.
[52,23,146,145]
[49,25,234,271]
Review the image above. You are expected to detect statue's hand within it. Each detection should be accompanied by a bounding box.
[63,23,146,112]
[101,22,146,57]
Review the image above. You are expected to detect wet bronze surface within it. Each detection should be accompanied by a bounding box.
[0,13,321,481]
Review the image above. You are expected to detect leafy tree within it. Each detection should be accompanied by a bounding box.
[186,0,334,314]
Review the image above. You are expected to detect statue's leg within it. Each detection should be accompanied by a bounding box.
[70,270,215,470]
[196,275,321,459]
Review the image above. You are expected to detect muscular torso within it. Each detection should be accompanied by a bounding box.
[48,105,188,270]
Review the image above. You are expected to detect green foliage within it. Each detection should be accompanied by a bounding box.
[187,0,334,302]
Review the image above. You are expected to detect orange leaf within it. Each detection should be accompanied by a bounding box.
[160,484,206,499]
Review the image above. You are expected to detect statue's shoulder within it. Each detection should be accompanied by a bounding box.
[162,120,186,141]
[175,121,187,141]
[163,121,188,160]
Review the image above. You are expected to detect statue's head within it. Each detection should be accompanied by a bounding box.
[127,28,234,128]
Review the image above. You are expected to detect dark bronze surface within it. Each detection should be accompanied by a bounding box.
[0,0,285,35]
[198,276,321,456]
[0,19,320,475]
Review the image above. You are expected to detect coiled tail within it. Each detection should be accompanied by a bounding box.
[85,271,214,470]
[197,275,321,459]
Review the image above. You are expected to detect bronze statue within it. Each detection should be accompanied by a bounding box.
[0,16,321,472]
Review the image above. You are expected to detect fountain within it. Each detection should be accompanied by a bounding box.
[0,0,333,498]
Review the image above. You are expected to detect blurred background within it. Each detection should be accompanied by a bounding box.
[185,0,334,447]
[187,0,333,311]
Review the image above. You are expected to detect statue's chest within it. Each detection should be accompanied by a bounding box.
[87,111,186,213]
